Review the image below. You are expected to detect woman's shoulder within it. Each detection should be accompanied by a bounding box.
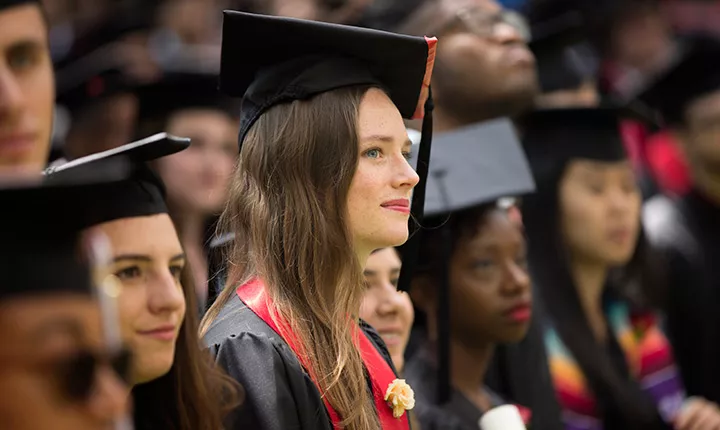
[204,295,284,347]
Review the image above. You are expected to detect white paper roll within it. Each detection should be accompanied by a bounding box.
[479,405,527,430]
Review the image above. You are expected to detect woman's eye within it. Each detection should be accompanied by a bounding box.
[115,266,141,281]
[169,265,183,280]
[402,151,412,160]
[364,148,381,159]
[473,259,495,270]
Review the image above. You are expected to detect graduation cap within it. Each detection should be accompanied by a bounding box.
[136,71,238,125]
[0,0,36,11]
[528,11,598,93]
[0,158,131,300]
[635,35,720,126]
[218,11,437,293]
[409,118,536,404]
[44,133,190,227]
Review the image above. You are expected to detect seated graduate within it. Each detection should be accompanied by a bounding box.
[0,165,133,429]
[45,134,241,430]
[404,118,536,430]
[521,106,720,430]
[638,35,720,406]
[135,68,239,304]
[200,10,437,430]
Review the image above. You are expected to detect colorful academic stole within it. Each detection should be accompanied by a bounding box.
[237,278,410,429]
[545,301,686,430]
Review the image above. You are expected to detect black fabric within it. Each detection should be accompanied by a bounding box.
[204,294,399,430]
[645,190,720,403]
[521,106,646,181]
[0,158,131,299]
[635,34,720,126]
[0,0,36,11]
[219,10,432,146]
[44,133,189,225]
[405,345,506,430]
[137,71,238,124]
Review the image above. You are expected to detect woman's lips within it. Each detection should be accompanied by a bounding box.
[137,325,177,341]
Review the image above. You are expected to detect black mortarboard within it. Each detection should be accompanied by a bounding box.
[528,11,598,93]
[0,0,36,12]
[219,11,437,294]
[635,35,720,126]
[137,71,238,124]
[409,118,536,405]
[44,133,190,227]
[219,11,436,146]
[522,106,642,169]
[0,158,130,300]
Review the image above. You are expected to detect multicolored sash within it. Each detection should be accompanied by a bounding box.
[237,278,410,429]
[545,301,685,430]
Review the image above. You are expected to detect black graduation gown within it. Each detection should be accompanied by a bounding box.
[203,294,399,430]
[484,303,564,430]
[404,346,506,430]
[644,190,720,403]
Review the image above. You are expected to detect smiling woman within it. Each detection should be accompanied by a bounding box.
[45,133,241,430]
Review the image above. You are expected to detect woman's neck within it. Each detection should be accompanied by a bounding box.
[450,337,495,411]
[569,255,609,342]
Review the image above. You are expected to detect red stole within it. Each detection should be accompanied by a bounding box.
[236,278,410,429]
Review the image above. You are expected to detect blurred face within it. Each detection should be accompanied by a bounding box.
[559,160,641,266]
[448,209,532,345]
[156,109,237,214]
[0,4,54,174]
[347,88,419,253]
[682,90,720,175]
[433,0,537,120]
[96,214,186,384]
[360,248,414,373]
[0,295,130,429]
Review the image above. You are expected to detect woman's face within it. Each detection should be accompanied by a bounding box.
[347,88,420,253]
[559,159,641,266]
[449,209,532,345]
[156,109,237,215]
[360,248,414,373]
[0,296,130,429]
[97,214,186,384]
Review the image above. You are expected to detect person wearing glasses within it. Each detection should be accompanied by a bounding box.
[0,168,133,430]
[399,0,539,131]
[0,0,55,176]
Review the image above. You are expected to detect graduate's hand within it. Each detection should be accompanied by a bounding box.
[674,398,720,430]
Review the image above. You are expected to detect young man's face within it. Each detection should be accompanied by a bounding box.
[0,3,54,175]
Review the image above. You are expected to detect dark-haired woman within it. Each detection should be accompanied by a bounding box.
[521,107,720,430]
[46,134,242,430]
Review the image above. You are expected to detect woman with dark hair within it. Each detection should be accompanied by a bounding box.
[520,107,720,430]
[200,10,436,430]
[403,119,537,430]
[46,134,241,430]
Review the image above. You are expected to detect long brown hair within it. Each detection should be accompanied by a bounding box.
[201,85,380,429]
[133,265,242,430]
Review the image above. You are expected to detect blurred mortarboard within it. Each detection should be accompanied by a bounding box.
[0,0,36,11]
[137,70,238,125]
[408,118,535,405]
[0,158,131,300]
[45,133,190,227]
[521,106,651,183]
[634,35,720,126]
[422,118,536,218]
[528,11,598,93]
[220,11,437,295]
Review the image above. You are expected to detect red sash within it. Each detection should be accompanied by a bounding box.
[237,279,410,429]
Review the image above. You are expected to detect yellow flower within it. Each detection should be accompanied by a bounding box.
[384,379,415,419]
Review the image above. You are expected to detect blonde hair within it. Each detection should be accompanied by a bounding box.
[201,85,380,429]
